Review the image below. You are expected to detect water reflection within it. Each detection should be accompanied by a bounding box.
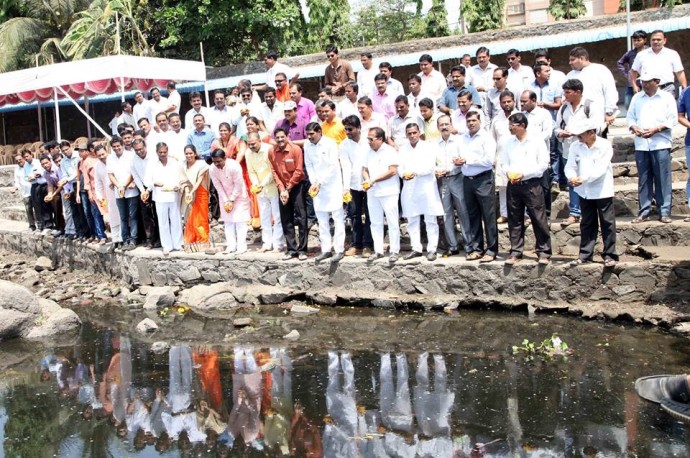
[1,324,690,457]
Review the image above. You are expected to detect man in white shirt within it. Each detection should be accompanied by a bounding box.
[261,87,284,134]
[210,89,235,135]
[183,91,211,130]
[13,152,36,230]
[406,74,427,116]
[485,67,520,122]
[165,82,181,114]
[146,87,169,123]
[107,136,140,250]
[435,115,471,257]
[117,102,137,128]
[555,78,605,226]
[363,127,400,264]
[133,91,148,123]
[398,123,444,261]
[340,115,373,257]
[131,138,160,249]
[630,30,687,98]
[457,111,498,262]
[564,119,617,267]
[461,53,473,86]
[255,51,299,92]
[521,89,555,218]
[378,62,405,97]
[451,90,484,136]
[627,70,678,223]
[566,47,618,131]
[506,49,535,93]
[109,112,120,136]
[470,46,498,98]
[357,52,376,98]
[492,90,519,224]
[304,122,346,263]
[144,142,184,254]
[357,96,388,135]
[500,112,552,264]
[417,54,447,106]
[388,95,424,149]
[337,83,359,120]
[166,113,188,161]
[534,49,567,90]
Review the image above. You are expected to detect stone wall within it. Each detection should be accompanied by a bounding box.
[0,227,689,312]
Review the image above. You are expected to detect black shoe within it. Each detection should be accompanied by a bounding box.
[29,226,36,231]
[315,252,332,263]
[426,252,437,261]
[331,252,344,263]
[441,249,459,257]
[403,251,422,260]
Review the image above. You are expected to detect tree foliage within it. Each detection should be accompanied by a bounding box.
[346,0,427,47]
[549,0,587,19]
[149,0,306,66]
[426,0,450,38]
[305,0,352,52]
[461,0,505,33]
[619,0,687,11]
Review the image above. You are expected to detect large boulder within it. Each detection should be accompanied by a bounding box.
[0,280,81,340]
[177,282,238,312]
[143,286,176,311]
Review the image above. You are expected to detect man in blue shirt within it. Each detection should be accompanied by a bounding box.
[439,66,480,115]
[616,30,648,107]
[186,113,216,160]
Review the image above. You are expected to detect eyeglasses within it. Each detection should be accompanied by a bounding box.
[366,137,377,142]
[507,57,516,61]
[274,79,285,84]
[493,77,503,80]
[327,54,336,58]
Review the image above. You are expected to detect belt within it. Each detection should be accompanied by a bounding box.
[509,177,541,186]
[464,169,492,181]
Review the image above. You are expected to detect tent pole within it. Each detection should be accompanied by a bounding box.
[2,113,6,145]
[56,86,111,139]
[37,104,44,142]
[120,76,125,103]
[200,42,209,107]
[54,87,62,141]
[85,95,92,139]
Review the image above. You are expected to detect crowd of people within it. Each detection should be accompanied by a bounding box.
[12,31,689,266]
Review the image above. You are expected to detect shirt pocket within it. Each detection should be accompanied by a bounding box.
[285,158,296,173]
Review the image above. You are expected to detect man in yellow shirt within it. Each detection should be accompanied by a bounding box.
[319,100,347,144]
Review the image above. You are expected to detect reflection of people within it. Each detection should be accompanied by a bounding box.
[414,353,454,456]
[264,348,293,455]
[379,353,413,432]
[161,345,206,442]
[228,346,262,445]
[324,351,358,457]
[635,374,690,421]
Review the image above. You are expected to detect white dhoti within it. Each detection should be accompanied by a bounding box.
[367,194,400,255]
[224,222,248,253]
[316,207,345,254]
[156,201,183,251]
[258,194,284,250]
[407,215,439,254]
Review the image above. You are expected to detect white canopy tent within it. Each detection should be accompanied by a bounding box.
[0,55,207,141]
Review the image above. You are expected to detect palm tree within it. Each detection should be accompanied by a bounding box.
[0,0,151,73]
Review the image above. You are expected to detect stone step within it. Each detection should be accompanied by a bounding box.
[0,165,14,187]
[0,186,24,208]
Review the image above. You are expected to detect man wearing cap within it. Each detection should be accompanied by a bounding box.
[273,100,306,147]
[564,119,618,267]
[630,30,687,99]
[627,70,678,223]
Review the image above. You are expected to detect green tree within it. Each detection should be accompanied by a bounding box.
[0,0,90,72]
[150,0,307,66]
[61,0,152,60]
[349,0,426,46]
[306,0,352,52]
[426,0,450,37]
[549,0,587,19]
[0,0,20,23]
[461,0,505,32]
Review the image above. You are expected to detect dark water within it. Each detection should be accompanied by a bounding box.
[0,310,689,457]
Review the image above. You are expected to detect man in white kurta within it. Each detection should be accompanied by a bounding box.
[398,124,444,261]
[363,127,400,263]
[492,91,519,223]
[304,123,346,263]
[209,150,251,253]
[94,147,122,243]
[144,143,184,254]
[245,132,284,252]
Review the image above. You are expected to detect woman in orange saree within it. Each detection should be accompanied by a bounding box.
[182,144,210,249]
[212,122,261,228]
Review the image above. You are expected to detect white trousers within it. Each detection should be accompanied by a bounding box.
[258,194,284,249]
[224,222,248,253]
[316,207,345,254]
[111,224,123,243]
[368,194,400,255]
[156,201,183,251]
[499,186,508,218]
[407,214,439,253]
